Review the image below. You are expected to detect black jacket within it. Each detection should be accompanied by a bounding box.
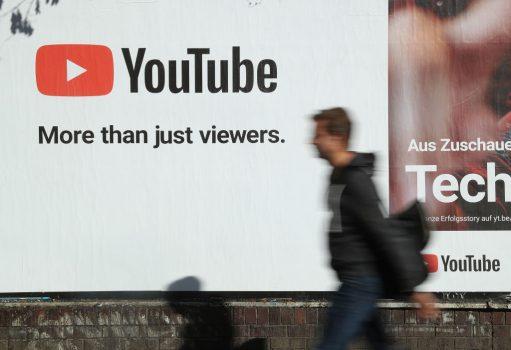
[327,152,428,294]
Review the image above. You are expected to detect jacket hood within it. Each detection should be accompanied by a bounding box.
[347,152,375,176]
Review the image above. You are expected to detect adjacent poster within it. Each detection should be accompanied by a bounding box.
[390,0,511,291]
[390,0,511,230]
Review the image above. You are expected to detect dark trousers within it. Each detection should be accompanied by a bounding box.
[316,276,388,350]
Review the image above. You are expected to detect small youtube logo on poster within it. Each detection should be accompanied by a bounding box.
[36,44,114,96]
[422,254,439,273]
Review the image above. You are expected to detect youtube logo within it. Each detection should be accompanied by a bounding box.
[422,254,439,273]
[36,45,276,96]
[422,253,501,273]
[36,44,114,96]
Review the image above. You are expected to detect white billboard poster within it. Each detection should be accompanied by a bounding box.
[7,0,507,293]
[0,0,388,292]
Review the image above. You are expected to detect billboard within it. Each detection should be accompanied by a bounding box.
[0,0,387,292]
[0,0,508,292]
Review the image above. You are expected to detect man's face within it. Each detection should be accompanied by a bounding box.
[312,120,345,160]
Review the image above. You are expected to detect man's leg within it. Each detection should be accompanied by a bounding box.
[365,310,388,350]
[316,277,386,350]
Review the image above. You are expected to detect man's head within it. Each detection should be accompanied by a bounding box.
[312,107,352,161]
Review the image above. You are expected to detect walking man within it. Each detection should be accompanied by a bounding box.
[312,107,437,350]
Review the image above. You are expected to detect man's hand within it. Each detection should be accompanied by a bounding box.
[410,292,439,320]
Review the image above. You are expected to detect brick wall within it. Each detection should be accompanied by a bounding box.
[0,299,509,349]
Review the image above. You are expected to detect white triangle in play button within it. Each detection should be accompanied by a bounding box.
[66,59,87,82]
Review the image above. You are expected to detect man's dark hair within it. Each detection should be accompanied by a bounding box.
[312,107,352,139]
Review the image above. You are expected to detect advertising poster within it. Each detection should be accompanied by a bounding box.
[0,0,387,292]
[2,0,508,292]
[390,0,511,290]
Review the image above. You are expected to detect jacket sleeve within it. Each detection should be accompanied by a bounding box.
[342,169,427,293]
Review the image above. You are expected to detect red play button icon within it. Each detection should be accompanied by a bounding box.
[36,44,114,96]
[422,254,439,273]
